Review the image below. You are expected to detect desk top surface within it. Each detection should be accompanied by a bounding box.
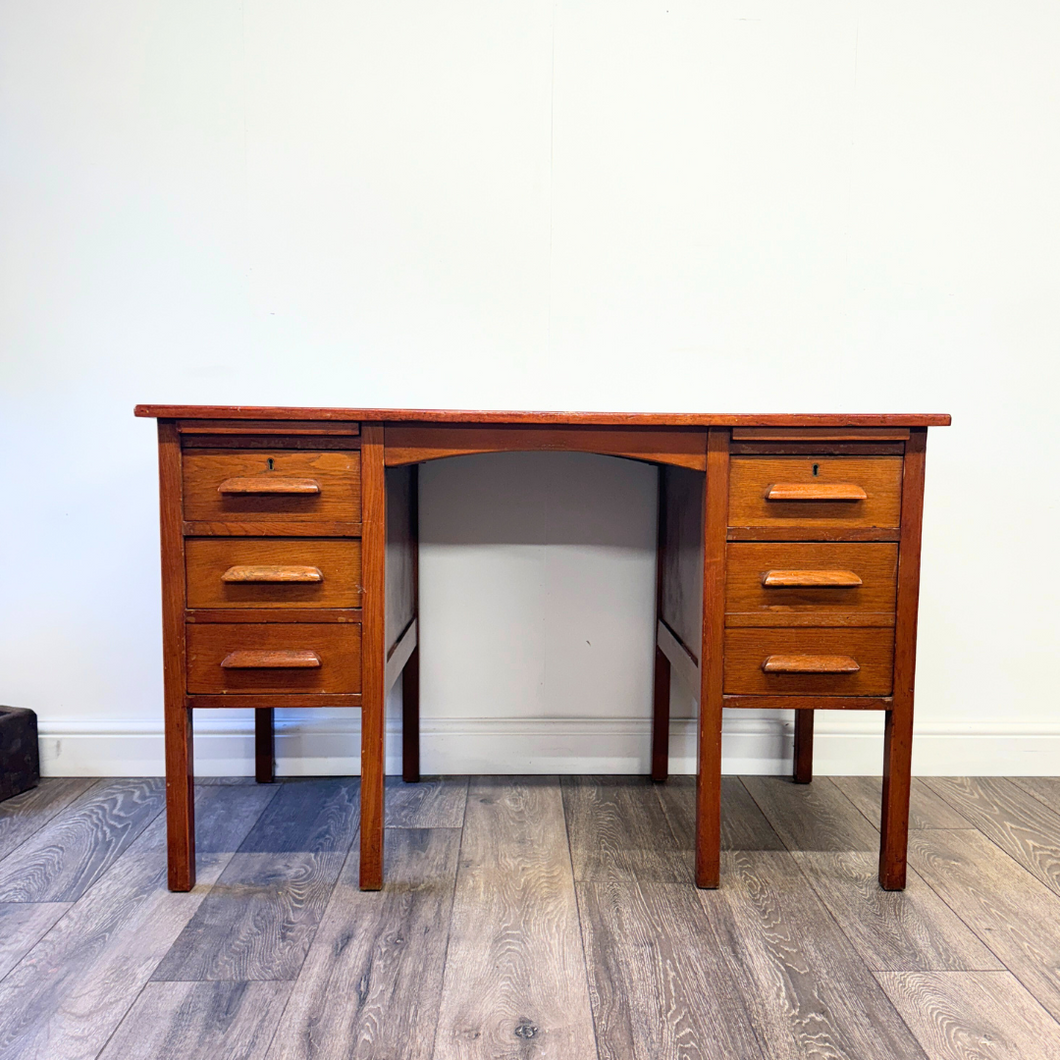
[135,405,951,428]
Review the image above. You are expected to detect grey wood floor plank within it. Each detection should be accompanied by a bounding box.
[578,876,764,1060]
[1012,777,1060,816]
[98,981,293,1060]
[909,828,1060,1022]
[433,777,597,1060]
[563,775,688,883]
[238,778,360,853]
[705,850,929,1060]
[0,852,228,1060]
[792,851,1003,971]
[741,776,879,853]
[0,903,71,982]
[656,775,786,853]
[0,777,166,903]
[925,777,1060,894]
[267,828,460,1060]
[151,851,346,982]
[833,776,973,831]
[0,779,97,863]
[385,776,469,828]
[0,783,271,1060]
[877,970,1060,1060]
[193,781,282,854]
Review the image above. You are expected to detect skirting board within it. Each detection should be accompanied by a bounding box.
[36,715,1060,778]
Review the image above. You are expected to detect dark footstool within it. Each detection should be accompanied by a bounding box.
[0,706,40,802]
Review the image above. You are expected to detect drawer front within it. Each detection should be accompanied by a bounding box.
[186,622,361,694]
[724,628,894,696]
[182,450,361,524]
[186,538,362,609]
[728,456,902,529]
[726,542,897,624]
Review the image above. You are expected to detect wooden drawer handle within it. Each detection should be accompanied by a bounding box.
[221,650,321,669]
[765,483,867,502]
[217,477,321,495]
[763,654,860,674]
[762,569,863,588]
[221,565,324,584]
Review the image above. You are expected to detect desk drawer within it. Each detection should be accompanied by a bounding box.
[186,622,361,694]
[724,628,894,696]
[183,450,361,525]
[726,542,897,625]
[729,456,902,529]
[186,538,362,609]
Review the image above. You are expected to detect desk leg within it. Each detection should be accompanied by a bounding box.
[255,708,275,783]
[165,705,195,892]
[402,647,420,783]
[360,424,386,890]
[651,647,671,782]
[793,709,814,784]
[880,707,912,889]
[695,428,728,889]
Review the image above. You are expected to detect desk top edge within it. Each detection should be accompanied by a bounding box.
[134,405,952,428]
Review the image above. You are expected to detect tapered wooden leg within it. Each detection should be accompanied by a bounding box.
[402,646,420,783]
[879,706,913,889]
[793,709,814,784]
[165,705,195,892]
[360,424,386,890]
[255,708,275,784]
[695,692,723,888]
[651,646,671,782]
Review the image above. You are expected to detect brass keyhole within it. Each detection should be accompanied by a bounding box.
[266,458,275,471]
[812,464,819,476]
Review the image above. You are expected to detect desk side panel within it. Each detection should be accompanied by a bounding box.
[385,465,417,653]
[658,466,705,664]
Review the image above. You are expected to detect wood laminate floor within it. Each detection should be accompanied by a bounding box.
[1,774,1058,1059]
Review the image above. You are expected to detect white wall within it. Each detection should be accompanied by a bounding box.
[1,1,1057,777]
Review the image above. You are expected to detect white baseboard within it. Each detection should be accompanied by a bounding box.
[36,715,1060,778]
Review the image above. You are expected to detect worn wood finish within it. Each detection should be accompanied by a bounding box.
[434,777,597,1059]
[0,778,96,863]
[0,902,72,981]
[909,828,1060,1021]
[792,710,814,784]
[177,419,361,436]
[881,427,927,889]
[696,428,728,888]
[724,694,894,711]
[0,777,166,903]
[793,851,1004,971]
[384,423,709,471]
[658,465,704,661]
[726,542,897,624]
[186,623,360,694]
[729,455,904,529]
[184,518,363,537]
[98,981,293,1060]
[877,970,1060,1060]
[255,709,274,784]
[269,829,459,1060]
[562,776,689,883]
[158,420,196,893]
[655,775,786,854]
[187,607,362,624]
[152,851,346,982]
[186,538,361,608]
[359,424,387,890]
[725,627,894,695]
[183,450,361,524]
[834,775,973,831]
[926,777,1060,894]
[137,404,952,428]
[742,776,880,853]
[708,851,930,1060]
[731,427,911,441]
[187,693,362,709]
[385,776,468,828]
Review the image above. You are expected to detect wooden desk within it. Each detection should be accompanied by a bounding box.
[134,406,950,892]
